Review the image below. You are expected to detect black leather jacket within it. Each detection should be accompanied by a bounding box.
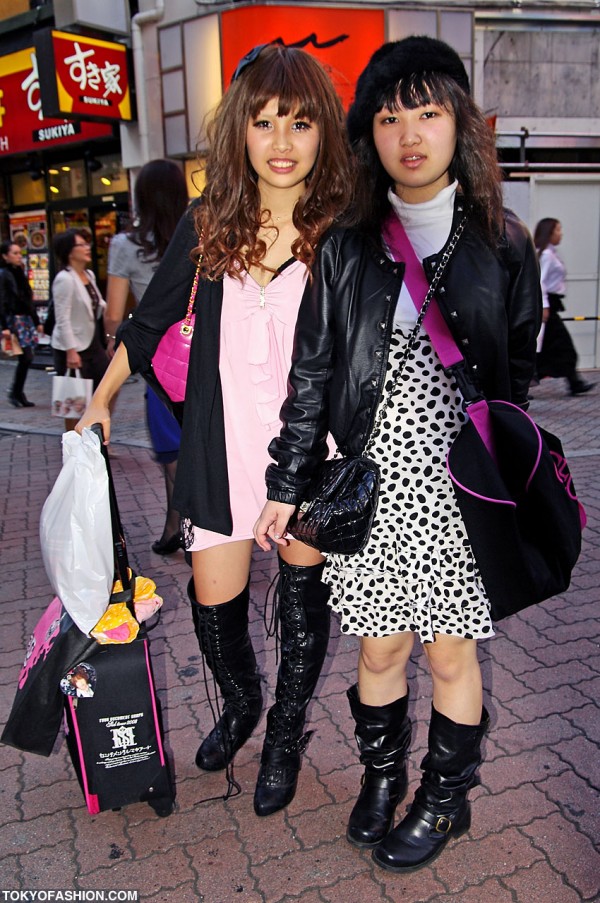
[266,201,541,505]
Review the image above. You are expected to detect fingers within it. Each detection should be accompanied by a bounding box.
[253,502,296,552]
[98,418,111,444]
[253,513,274,552]
[269,513,291,547]
[75,406,111,443]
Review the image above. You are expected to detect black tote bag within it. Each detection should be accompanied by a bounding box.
[447,400,585,620]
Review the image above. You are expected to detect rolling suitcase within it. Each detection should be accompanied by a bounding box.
[63,425,175,817]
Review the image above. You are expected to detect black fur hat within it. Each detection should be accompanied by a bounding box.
[347,36,470,144]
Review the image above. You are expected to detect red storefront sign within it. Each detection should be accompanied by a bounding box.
[220,5,384,109]
[35,29,133,122]
[0,47,112,156]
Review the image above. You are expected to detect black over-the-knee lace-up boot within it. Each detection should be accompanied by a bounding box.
[373,705,489,872]
[253,557,331,816]
[346,684,412,848]
[189,579,263,771]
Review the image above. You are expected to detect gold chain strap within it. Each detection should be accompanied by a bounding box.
[180,258,202,337]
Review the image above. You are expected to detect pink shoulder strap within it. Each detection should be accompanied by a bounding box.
[382,212,463,369]
[382,211,497,460]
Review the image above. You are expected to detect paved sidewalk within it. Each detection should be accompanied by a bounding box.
[0,359,599,903]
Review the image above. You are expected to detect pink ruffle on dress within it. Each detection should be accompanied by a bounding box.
[188,259,308,550]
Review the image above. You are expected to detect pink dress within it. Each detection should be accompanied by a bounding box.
[188,259,308,550]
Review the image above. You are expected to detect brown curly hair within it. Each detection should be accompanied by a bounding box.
[193,44,355,279]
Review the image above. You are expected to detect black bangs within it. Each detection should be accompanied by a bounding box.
[376,72,456,115]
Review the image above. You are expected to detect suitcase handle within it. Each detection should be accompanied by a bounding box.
[90,423,134,610]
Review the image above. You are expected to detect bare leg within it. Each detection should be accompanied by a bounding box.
[358,633,415,705]
[424,635,482,724]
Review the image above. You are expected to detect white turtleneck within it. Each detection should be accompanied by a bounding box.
[386,181,458,330]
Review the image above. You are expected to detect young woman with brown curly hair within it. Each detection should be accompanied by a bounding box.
[76,44,355,816]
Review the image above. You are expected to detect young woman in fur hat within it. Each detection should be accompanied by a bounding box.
[255,36,541,871]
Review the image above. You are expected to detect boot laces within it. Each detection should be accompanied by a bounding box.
[263,570,282,664]
[195,612,241,804]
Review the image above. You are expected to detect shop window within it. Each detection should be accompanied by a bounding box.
[11,172,46,206]
[165,114,188,157]
[89,155,128,195]
[159,25,183,70]
[47,160,86,199]
[440,12,473,56]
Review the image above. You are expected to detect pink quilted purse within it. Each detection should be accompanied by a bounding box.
[151,262,200,402]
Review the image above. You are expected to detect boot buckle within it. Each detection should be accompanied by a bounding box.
[434,815,452,835]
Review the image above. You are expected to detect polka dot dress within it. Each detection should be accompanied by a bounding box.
[326,330,494,645]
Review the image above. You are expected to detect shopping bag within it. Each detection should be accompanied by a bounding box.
[51,369,92,419]
[1,333,23,359]
[39,428,113,634]
[1,596,96,756]
[62,422,175,816]
[447,400,585,620]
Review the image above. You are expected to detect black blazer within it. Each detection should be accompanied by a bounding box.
[119,204,234,534]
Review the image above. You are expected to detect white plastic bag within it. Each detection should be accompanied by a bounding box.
[40,428,113,635]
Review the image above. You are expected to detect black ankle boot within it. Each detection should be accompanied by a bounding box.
[346,685,411,848]
[254,557,331,816]
[188,579,263,771]
[373,705,489,873]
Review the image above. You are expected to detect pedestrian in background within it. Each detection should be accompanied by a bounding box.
[50,229,109,431]
[255,36,541,873]
[75,45,355,816]
[534,217,594,397]
[0,241,43,407]
[105,158,189,555]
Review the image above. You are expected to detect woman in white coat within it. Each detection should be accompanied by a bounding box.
[51,229,109,429]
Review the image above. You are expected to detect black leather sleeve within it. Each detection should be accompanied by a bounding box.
[265,233,340,504]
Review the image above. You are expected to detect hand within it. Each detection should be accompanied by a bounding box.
[36,324,44,334]
[2,328,11,337]
[75,397,112,443]
[253,501,297,552]
[66,350,82,370]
